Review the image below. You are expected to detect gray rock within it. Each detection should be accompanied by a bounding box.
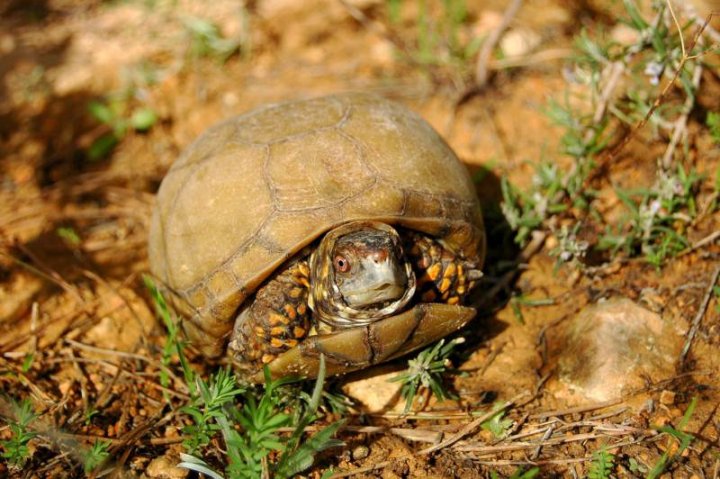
[552,297,682,402]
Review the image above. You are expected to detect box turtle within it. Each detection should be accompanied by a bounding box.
[148,92,485,381]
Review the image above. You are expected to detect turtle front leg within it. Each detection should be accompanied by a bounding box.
[405,232,483,305]
[228,260,312,372]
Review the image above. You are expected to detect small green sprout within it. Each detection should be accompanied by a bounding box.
[646,397,698,479]
[87,97,157,160]
[183,16,243,62]
[390,337,464,413]
[180,368,246,453]
[0,398,38,469]
[707,111,720,144]
[144,275,195,394]
[56,226,81,246]
[587,446,615,479]
[83,439,111,474]
[491,467,540,479]
[481,402,514,439]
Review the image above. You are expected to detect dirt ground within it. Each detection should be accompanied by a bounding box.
[1,0,719,477]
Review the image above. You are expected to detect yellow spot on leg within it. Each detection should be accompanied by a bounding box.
[439,277,452,294]
[270,326,286,336]
[444,262,457,279]
[283,304,297,319]
[426,263,442,281]
[269,312,289,325]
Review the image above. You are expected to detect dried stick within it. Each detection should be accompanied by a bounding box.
[419,393,525,455]
[475,0,525,88]
[680,265,720,362]
[330,461,393,478]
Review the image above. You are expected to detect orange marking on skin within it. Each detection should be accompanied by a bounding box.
[255,326,266,336]
[444,262,457,279]
[285,339,298,348]
[289,287,304,299]
[439,277,452,294]
[293,326,306,338]
[298,262,310,277]
[299,277,310,288]
[284,304,297,319]
[271,312,290,325]
[441,290,450,300]
[457,285,466,295]
[426,263,442,281]
[270,338,285,348]
[270,326,286,336]
[297,303,307,315]
[261,354,275,364]
[447,296,460,305]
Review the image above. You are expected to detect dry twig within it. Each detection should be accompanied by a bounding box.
[680,265,720,362]
[419,393,526,455]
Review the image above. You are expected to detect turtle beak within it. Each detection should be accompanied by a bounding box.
[342,254,407,307]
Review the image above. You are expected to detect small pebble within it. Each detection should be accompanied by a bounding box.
[145,455,188,479]
[659,390,676,406]
[352,445,370,461]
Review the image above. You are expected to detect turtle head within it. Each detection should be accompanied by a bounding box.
[309,221,416,328]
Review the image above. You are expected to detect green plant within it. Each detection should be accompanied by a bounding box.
[587,446,615,479]
[480,402,513,439]
[597,163,701,268]
[83,439,110,474]
[509,294,555,325]
[500,0,715,268]
[0,398,38,469]
[490,467,540,479]
[87,96,157,160]
[708,111,720,144]
[183,16,243,62]
[179,356,344,479]
[390,337,464,413]
[550,223,590,267]
[56,226,81,247]
[143,275,196,394]
[384,0,480,68]
[181,368,246,453]
[646,397,697,479]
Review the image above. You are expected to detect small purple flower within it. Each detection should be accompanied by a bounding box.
[644,61,663,85]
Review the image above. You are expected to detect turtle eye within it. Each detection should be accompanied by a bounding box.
[333,255,351,273]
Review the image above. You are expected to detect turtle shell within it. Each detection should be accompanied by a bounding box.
[148,92,485,357]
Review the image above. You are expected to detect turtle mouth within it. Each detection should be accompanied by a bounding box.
[340,256,408,307]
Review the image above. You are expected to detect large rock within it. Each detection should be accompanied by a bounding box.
[551,297,682,402]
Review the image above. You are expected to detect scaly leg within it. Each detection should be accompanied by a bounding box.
[229,260,312,371]
[405,232,483,305]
